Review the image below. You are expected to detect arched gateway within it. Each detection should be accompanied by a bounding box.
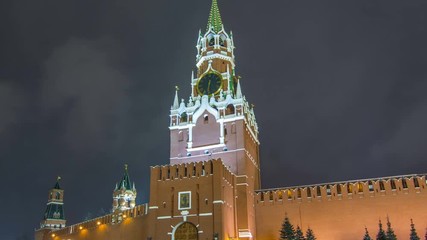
[173,222,198,240]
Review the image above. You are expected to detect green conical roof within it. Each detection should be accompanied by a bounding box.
[119,164,132,191]
[206,0,223,33]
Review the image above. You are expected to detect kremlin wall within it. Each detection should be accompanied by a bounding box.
[35,0,427,239]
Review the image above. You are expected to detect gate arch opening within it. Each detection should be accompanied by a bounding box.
[173,222,198,240]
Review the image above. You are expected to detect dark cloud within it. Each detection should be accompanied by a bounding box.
[1,0,427,239]
[41,37,129,151]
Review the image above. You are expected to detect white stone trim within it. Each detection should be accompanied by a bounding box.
[199,212,213,216]
[157,216,172,219]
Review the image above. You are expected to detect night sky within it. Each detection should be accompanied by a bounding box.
[1,0,427,239]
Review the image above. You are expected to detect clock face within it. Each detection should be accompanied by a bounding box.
[197,72,222,95]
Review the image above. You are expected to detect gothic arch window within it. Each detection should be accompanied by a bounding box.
[219,35,227,47]
[180,113,188,123]
[337,184,342,195]
[316,186,321,197]
[178,131,184,142]
[306,187,312,198]
[326,185,331,196]
[208,36,215,46]
[226,104,235,115]
[56,192,60,200]
[173,222,198,240]
[231,123,236,134]
[297,188,302,199]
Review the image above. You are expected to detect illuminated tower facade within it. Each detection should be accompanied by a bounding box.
[39,177,66,229]
[168,0,260,237]
[169,0,260,188]
[112,164,137,212]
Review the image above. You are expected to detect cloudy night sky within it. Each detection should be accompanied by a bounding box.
[1,0,427,239]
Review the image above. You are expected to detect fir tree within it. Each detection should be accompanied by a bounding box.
[280,216,296,240]
[376,220,387,240]
[306,228,316,240]
[363,227,372,240]
[386,217,397,240]
[295,226,305,240]
[410,219,420,240]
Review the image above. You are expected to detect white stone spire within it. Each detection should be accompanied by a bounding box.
[172,86,179,109]
[236,79,242,98]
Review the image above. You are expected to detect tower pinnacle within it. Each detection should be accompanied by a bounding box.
[206,0,223,33]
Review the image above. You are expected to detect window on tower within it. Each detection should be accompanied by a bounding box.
[307,188,312,198]
[337,184,342,195]
[180,113,187,123]
[56,192,60,200]
[226,104,235,115]
[178,131,184,142]
[209,37,215,46]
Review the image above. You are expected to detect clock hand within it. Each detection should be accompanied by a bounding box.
[208,80,211,92]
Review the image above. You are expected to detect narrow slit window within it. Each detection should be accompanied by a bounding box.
[287,190,293,200]
[357,183,363,193]
[337,184,342,195]
[307,188,312,198]
[402,179,408,189]
[368,181,374,192]
[278,191,283,200]
[347,183,353,194]
[326,185,331,196]
[316,186,321,197]
[390,179,396,190]
[414,178,420,188]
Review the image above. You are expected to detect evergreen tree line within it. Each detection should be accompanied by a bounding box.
[363,218,425,240]
[280,216,316,240]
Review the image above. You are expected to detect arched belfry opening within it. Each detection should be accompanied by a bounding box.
[173,222,198,240]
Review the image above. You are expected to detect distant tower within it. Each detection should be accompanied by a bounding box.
[112,164,137,212]
[40,177,66,229]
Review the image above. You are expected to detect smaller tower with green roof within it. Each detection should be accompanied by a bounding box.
[112,164,137,213]
[39,177,66,229]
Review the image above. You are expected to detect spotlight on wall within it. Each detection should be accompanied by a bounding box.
[97,221,101,225]
[187,152,191,156]
[223,147,228,151]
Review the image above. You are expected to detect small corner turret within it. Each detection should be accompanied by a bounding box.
[39,177,66,230]
[112,164,137,213]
